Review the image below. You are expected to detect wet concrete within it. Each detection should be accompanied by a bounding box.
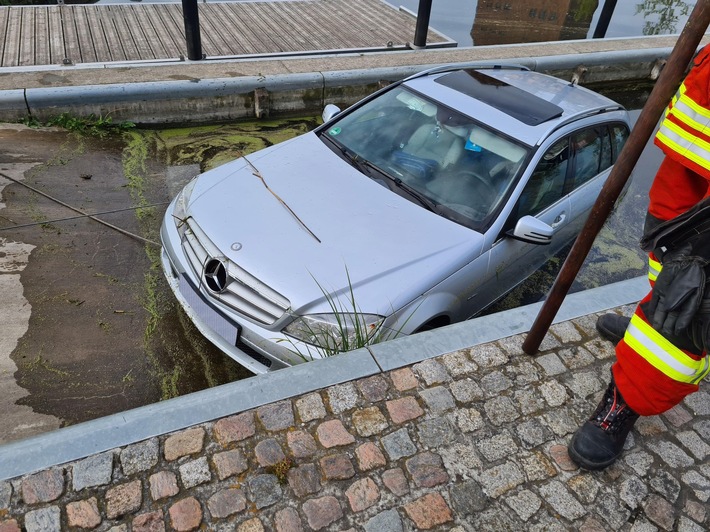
[0,120,319,444]
[0,126,160,436]
[0,155,62,443]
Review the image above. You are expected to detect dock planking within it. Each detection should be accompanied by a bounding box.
[0,0,454,68]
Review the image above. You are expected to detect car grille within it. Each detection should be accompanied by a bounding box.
[180,218,290,325]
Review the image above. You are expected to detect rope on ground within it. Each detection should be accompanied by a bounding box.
[0,171,163,247]
[0,202,170,232]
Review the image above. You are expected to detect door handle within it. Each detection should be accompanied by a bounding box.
[551,212,566,228]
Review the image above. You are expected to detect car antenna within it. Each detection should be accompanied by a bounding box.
[243,156,321,243]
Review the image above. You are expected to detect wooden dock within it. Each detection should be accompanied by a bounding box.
[0,0,454,68]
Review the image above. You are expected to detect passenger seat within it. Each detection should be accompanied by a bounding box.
[403,123,465,169]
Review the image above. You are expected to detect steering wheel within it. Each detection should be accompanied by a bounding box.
[456,171,497,208]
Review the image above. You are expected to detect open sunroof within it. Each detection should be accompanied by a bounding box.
[435,69,564,126]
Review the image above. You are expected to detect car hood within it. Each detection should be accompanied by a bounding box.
[186,132,484,314]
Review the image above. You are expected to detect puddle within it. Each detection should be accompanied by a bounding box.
[0,159,62,444]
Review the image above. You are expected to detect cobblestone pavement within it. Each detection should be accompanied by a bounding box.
[0,305,708,531]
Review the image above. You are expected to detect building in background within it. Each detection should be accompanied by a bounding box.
[472,0,598,45]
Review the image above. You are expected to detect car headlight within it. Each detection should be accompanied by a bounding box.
[172,177,198,228]
[283,313,385,352]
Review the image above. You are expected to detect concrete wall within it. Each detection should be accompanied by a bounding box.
[0,43,677,126]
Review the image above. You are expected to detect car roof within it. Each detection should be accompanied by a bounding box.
[402,67,626,147]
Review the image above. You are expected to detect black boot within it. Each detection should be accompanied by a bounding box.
[596,313,631,345]
[568,378,639,470]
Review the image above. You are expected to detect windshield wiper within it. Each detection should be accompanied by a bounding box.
[351,157,439,213]
[321,134,374,176]
[390,177,440,214]
[320,133,439,213]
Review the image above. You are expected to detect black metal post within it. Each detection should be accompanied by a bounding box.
[412,0,433,49]
[593,0,618,39]
[181,0,203,60]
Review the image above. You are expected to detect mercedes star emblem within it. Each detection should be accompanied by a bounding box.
[204,258,229,293]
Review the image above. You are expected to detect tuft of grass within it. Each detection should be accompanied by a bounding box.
[279,268,419,361]
[267,458,294,484]
[20,113,135,138]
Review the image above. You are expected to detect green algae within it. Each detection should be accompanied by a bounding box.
[153,117,319,171]
[118,118,320,397]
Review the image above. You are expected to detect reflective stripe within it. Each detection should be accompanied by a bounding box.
[648,257,661,282]
[664,95,710,146]
[624,315,710,385]
[656,120,710,173]
[674,83,710,125]
[655,82,710,172]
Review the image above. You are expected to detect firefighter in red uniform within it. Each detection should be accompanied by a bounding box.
[568,45,710,470]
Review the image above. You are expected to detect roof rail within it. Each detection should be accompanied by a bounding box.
[537,104,627,145]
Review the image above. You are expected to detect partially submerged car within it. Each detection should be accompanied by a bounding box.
[160,65,630,373]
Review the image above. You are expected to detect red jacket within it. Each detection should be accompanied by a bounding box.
[651,45,710,221]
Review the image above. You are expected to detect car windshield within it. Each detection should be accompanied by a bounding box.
[319,85,530,231]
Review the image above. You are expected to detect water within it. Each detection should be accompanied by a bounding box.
[385,0,696,48]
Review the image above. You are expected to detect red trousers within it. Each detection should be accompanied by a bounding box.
[612,157,710,416]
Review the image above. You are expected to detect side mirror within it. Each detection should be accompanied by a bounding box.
[508,215,553,245]
[322,104,341,123]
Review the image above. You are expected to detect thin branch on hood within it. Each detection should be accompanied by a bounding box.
[243,156,321,243]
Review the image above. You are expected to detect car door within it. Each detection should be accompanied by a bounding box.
[469,136,575,311]
[566,124,628,227]
[471,123,628,314]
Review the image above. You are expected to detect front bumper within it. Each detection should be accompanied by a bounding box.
[159,211,308,374]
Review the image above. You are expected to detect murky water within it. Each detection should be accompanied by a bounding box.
[386,0,696,48]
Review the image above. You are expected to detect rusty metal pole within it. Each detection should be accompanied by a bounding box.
[522,0,710,355]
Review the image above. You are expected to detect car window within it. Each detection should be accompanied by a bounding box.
[320,86,529,232]
[568,128,611,190]
[515,138,569,218]
[611,124,630,161]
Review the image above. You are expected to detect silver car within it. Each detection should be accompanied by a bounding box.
[160,65,630,373]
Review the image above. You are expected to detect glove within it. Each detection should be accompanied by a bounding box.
[690,290,710,353]
[647,244,708,337]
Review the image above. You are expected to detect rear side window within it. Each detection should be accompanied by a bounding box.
[611,124,630,162]
[571,128,605,188]
[567,124,626,190]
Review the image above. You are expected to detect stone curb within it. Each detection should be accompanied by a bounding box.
[0,275,708,531]
[0,276,648,483]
